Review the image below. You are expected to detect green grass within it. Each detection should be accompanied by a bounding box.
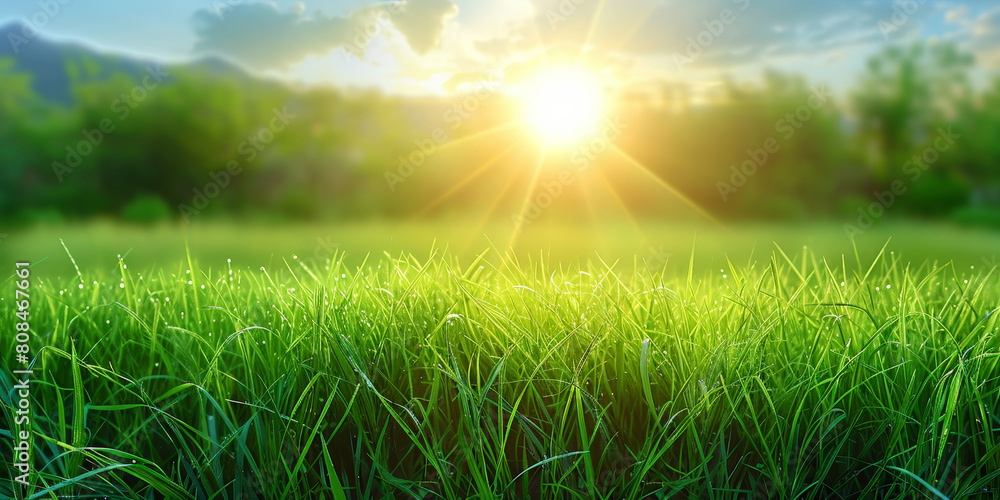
[2,234,1000,498]
[5,220,1000,276]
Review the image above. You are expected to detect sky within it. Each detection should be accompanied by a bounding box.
[2,0,998,96]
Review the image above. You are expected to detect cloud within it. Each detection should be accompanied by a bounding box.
[474,0,946,69]
[943,5,1000,69]
[387,0,459,54]
[622,0,948,68]
[946,6,968,23]
[474,35,535,62]
[498,45,627,84]
[192,2,351,68]
[442,70,497,92]
[472,0,659,62]
[966,6,1000,68]
[192,1,458,70]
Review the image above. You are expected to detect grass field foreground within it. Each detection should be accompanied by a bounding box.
[2,244,1000,499]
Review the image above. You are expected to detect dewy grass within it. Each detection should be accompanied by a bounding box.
[2,245,999,499]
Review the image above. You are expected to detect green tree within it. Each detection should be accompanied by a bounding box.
[852,43,974,179]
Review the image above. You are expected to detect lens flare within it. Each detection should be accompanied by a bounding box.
[522,67,605,145]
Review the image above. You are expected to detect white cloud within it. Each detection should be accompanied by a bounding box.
[473,0,947,69]
[945,5,1000,69]
[968,7,1000,68]
[192,0,459,70]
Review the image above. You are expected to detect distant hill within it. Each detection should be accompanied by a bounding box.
[0,21,247,104]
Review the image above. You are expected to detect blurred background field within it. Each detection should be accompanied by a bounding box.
[3,220,999,279]
[4,3,1000,498]
[1,21,1000,242]
[3,36,1000,282]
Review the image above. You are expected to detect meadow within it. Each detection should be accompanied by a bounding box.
[6,220,1000,276]
[2,222,1000,499]
[4,1,1000,497]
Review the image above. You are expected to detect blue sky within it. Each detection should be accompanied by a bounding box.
[2,0,998,95]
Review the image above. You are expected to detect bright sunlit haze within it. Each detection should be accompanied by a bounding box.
[2,1,1000,498]
[520,66,607,145]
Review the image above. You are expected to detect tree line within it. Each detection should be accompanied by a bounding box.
[1,41,998,227]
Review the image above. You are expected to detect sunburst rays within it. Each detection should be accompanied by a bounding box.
[609,144,726,229]
[415,144,517,216]
[507,148,550,249]
[428,119,523,156]
[406,0,724,254]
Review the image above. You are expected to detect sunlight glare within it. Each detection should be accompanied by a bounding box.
[522,67,605,145]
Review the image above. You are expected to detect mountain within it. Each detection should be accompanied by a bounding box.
[0,21,247,104]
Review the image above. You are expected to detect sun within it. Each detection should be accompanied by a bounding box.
[521,67,605,145]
